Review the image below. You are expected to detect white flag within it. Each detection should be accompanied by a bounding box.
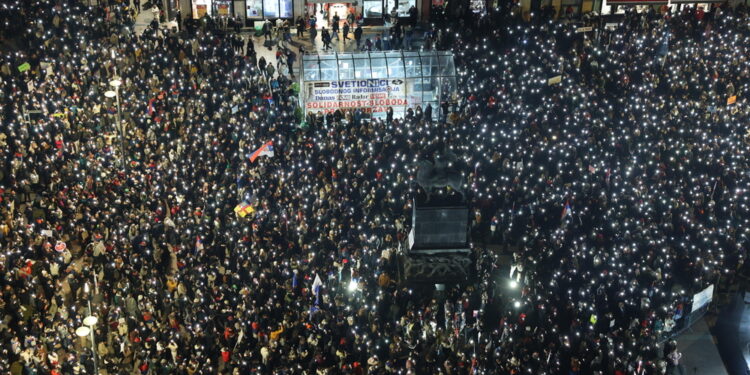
[234,329,244,350]
[312,274,323,296]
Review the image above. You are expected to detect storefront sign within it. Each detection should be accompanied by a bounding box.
[305,79,407,113]
[576,26,593,33]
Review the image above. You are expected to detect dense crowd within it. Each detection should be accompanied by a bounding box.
[0,0,749,374]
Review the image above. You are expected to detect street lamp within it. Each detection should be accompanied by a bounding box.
[76,282,99,375]
[105,77,126,170]
[75,326,90,338]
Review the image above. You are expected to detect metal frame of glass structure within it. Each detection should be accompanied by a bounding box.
[300,50,457,119]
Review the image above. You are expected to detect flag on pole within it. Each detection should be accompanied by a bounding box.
[312,273,323,305]
[260,144,274,157]
[605,168,611,186]
[234,201,255,217]
[561,201,572,220]
[234,329,244,351]
[147,98,156,115]
[312,274,323,295]
[309,305,319,321]
[249,141,274,162]
[195,236,204,253]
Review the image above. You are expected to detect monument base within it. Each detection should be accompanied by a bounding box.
[400,251,473,284]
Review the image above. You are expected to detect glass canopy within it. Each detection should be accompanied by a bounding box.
[300,51,457,120]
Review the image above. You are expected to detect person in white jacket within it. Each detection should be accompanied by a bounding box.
[167,340,179,363]
[151,5,160,24]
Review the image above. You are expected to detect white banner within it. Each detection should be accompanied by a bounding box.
[548,75,562,85]
[691,284,714,313]
[304,79,407,114]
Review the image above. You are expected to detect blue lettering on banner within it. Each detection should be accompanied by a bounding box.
[330,79,389,89]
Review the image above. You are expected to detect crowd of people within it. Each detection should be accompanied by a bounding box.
[0,0,749,374]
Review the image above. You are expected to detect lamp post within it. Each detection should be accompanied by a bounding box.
[76,282,99,375]
[105,77,126,170]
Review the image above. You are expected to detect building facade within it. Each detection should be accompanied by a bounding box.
[184,0,428,26]
[181,0,748,28]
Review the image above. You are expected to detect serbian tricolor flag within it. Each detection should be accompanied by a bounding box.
[249,141,274,163]
[561,201,572,220]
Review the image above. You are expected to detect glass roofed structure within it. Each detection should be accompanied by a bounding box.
[300,51,457,120]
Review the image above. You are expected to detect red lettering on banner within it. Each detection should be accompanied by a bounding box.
[306,98,407,110]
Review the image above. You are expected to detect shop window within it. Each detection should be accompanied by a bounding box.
[280,0,293,18]
[600,0,626,15]
[394,0,416,17]
[263,0,279,18]
[559,0,582,16]
[246,0,263,18]
[215,0,232,17]
[193,0,211,18]
[363,0,383,18]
